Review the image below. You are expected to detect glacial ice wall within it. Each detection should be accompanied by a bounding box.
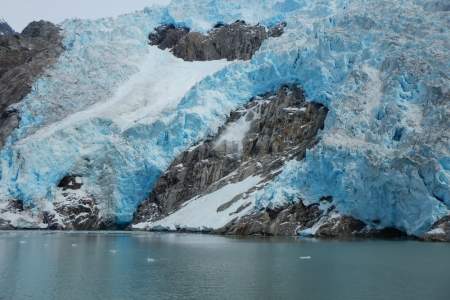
[0,0,449,234]
[0,0,300,223]
[250,0,450,235]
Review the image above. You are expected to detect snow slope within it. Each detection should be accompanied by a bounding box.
[0,0,449,235]
[134,175,263,231]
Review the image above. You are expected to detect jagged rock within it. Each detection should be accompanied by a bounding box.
[0,20,63,147]
[21,21,60,40]
[216,201,323,236]
[49,194,102,230]
[6,199,24,211]
[423,216,450,242]
[315,216,366,238]
[268,21,287,38]
[0,20,14,36]
[58,175,83,190]
[149,20,285,61]
[133,85,328,227]
[218,199,410,239]
[148,24,190,49]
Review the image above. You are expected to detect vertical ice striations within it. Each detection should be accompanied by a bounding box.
[249,0,450,236]
[0,0,448,234]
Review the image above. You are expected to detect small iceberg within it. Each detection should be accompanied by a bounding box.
[299,256,311,260]
[147,257,156,263]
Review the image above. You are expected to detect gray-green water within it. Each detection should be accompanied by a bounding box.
[0,231,449,300]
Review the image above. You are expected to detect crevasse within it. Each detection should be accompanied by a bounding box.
[0,0,449,234]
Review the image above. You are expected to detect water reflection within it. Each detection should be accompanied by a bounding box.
[0,232,449,300]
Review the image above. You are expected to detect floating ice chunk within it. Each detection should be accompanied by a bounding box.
[299,256,311,260]
[147,257,156,263]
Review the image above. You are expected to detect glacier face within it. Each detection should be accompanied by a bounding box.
[0,0,449,234]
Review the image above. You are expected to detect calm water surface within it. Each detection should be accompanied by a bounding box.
[0,231,449,300]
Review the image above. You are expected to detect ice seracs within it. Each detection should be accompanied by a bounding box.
[0,0,449,239]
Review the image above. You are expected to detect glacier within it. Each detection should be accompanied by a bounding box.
[0,0,449,235]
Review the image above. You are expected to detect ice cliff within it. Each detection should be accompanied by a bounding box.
[0,0,449,239]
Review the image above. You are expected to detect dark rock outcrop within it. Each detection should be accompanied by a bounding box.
[58,175,83,190]
[149,24,190,49]
[216,201,323,236]
[423,216,450,242]
[133,85,329,226]
[46,175,114,230]
[149,20,286,61]
[217,200,408,239]
[0,21,14,36]
[44,195,101,230]
[0,20,64,147]
[314,215,367,238]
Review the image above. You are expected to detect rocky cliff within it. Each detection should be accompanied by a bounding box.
[132,86,407,238]
[149,20,285,61]
[0,21,63,147]
[0,20,14,36]
[134,86,328,230]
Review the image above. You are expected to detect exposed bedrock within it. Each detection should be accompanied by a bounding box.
[0,21,14,36]
[149,20,286,61]
[45,175,127,230]
[0,20,64,147]
[218,200,408,239]
[0,174,117,230]
[133,85,328,226]
[423,217,450,242]
[133,83,416,239]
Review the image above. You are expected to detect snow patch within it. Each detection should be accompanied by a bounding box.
[134,175,263,231]
[426,228,445,235]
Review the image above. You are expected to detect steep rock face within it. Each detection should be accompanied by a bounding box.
[216,201,324,236]
[423,217,450,242]
[217,201,406,238]
[45,195,102,230]
[132,80,417,238]
[133,85,328,226]
[0,21,63,147]
[0,20,14,36]
[149,20,285,61]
